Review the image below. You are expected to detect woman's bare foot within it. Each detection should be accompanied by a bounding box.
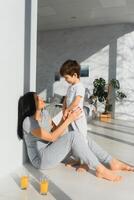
[110,159,134,171]
[65,159,80,168]
[76,164,89,172]
[96,164,122,182]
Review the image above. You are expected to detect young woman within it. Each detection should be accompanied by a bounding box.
[17,92,134,182]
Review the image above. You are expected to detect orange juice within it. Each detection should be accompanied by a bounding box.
[40,179,48,195]
[20,176,29,189]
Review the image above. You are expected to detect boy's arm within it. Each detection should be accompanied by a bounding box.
[62,96,67,111]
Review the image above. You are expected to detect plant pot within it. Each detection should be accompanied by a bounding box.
[100,113,112,122]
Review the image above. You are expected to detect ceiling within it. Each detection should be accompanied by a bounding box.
[38,0,134,31]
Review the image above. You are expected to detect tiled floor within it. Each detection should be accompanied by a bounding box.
[0,119,134,200]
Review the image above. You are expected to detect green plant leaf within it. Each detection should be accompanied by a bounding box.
[116,91,127,100]
[110,79,120,89]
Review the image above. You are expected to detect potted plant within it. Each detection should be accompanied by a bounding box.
[90,77,126,121]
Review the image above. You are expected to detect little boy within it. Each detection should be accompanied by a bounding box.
[60,60,88,171]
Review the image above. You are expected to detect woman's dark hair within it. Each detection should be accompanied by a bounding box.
[60,59,80,78]
[17,92,36,140]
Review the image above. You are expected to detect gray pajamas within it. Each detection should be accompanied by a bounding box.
[23,110,112,170]
[66,82,88,143]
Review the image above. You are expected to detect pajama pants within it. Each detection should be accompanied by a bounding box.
[36,131,112,170]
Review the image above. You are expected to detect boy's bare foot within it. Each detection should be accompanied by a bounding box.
[76,164,89,172]
[110,159,134,171]
[65,159,80,168]
[96,164,122,182]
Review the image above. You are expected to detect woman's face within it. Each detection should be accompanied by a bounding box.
[34,94,45,110]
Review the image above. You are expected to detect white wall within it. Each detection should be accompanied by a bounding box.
[0,0,25,177]
[115,31,134,120]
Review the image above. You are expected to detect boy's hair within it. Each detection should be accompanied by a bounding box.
[60,60,80,78]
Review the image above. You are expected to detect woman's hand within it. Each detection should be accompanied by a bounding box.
[67,107,82,122]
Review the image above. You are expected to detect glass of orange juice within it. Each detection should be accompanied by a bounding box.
[40,177,48,195]
[20,167,29,190]
[20,175,29,189]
